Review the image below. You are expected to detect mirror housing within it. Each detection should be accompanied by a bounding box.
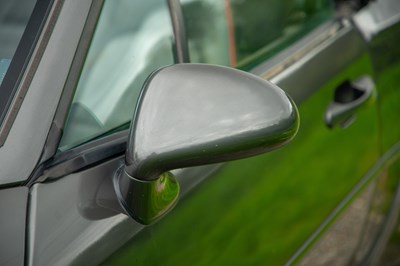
[114,64,299,224]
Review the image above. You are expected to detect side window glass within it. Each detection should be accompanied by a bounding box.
[59,0,175,150]
[182,0,231,66]
[0,59,10,86]
[182,0,333,69]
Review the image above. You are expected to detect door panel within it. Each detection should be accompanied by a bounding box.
[352,2,400,264]
[28,158,136,266]
[0,187,28,266]
[27,1,396,265]
[27,150,221,265]
[102,49,379,265]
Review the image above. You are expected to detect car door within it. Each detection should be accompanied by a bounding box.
[0,0,65,264]
[25,0,400,265]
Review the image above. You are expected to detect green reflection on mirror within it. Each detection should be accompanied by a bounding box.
[116,171,180,225]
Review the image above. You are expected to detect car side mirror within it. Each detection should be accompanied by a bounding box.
[113,64,299,224]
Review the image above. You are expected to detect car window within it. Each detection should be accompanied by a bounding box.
[0,59,10,86]
[60,0,332,151]
[59,0,175,150]
[0,0,37,123]
[182,0,333,69]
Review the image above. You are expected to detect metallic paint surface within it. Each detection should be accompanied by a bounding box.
[0,187,28,266]
[125,64,299,181]
[0,0,57,146]
[28,22,378,266]
[119,64,298,224]
[104,52,379,266]
[26,2,400,265]
[38,0,105,164]
[27,158,219,265]
[352,1,400,263]
[0,0,92,185]
[27,158,139,266]
[115,169,180,225]
[270,23,366,105]
[324,75,376,128]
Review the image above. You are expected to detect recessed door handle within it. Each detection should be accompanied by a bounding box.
[324,75,376,128]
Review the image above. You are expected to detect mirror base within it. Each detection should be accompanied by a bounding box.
[114,167,180,225]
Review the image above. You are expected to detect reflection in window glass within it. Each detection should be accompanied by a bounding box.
[0,59,10,86]
[59,0,175,150]
[0,0,36,84]
[182,0,231,66]
[183,0,333,69]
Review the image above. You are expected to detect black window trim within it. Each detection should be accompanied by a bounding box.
[0,0,58,146]
[36,0,105,166]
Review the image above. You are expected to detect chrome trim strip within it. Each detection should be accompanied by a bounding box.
[251,21,342,79]
[353,0,400,41]
[252,20,366,104]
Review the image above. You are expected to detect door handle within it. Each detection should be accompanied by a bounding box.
[324,75,376,128]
